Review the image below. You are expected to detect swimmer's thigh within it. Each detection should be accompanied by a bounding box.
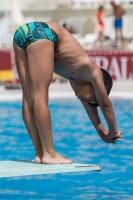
[13,42,30,101]
[26,40,54,101]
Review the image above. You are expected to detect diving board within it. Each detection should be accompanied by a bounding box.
[0,161,101,178]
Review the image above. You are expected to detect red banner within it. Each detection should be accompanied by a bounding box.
[0,50,11,70]
[1,49,133,82]
[0,50,13,81]
[86,50,133,81]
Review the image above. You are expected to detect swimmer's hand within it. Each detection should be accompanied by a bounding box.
[100,130,123,144]
[108,130,123,143]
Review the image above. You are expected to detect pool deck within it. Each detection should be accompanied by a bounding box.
[0,81,133,101]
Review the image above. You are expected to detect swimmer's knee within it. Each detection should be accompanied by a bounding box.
[22,94,32,109]
[23,91,49,111]
[32,94,49,105]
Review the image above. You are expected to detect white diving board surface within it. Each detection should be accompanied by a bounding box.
[0,161,101,178]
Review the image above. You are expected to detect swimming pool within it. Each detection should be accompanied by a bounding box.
[0,99,133,200]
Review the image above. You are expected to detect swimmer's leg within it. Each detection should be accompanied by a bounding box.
[13,42,42,163]
[115,28,123,47]
[26,40,72,164]
[119,28,123,45]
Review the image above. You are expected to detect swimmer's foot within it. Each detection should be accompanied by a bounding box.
[34,155,42,164]
[42,152,72,164]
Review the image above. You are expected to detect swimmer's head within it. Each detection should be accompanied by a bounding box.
[98,6,104,12]
[110,1,118,6]
[88,68,113,107]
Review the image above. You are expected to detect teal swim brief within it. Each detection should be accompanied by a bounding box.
[13,22,59,50]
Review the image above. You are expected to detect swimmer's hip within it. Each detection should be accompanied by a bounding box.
[13,22,59,50]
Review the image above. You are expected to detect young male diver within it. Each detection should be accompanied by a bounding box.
[13,22,123,164]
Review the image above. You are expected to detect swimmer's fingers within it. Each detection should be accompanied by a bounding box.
[102,131,123,143]
[109,139,119,144]
[116,131,123,139]
[109,134,124,143]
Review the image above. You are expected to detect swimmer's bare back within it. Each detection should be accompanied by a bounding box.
[47,22,92,80]
[110,2,125,19]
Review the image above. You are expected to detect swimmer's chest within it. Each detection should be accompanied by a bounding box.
[54,37,88,79]
[54,59,88,80]
[54,46,86,70]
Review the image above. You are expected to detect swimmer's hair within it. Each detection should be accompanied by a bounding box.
[98,5,104,11]
[100,68,113,96]
[62,23,67,28]
[110,1,115,5]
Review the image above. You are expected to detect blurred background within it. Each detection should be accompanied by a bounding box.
[0,0,133,91]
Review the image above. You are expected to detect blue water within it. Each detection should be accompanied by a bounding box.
[0,99,133,200]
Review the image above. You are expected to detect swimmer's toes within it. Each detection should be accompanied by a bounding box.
[34,156,42,164]
[64,159,72,164]
[41,156,72,164]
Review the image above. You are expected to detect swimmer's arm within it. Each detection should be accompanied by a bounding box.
[90,68,118,135]
[81,100,109,141]
[69,79,109,142]
[69,79,101,129]
[106,13,113,17]
[105,11,114,17]
[121,7,126,15]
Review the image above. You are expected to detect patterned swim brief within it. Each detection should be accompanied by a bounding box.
[13,22,59,50]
